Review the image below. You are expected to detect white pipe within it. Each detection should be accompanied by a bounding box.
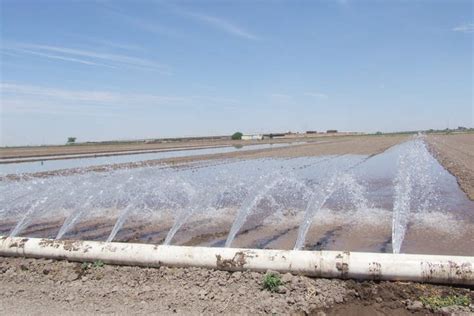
[1,236,472,285]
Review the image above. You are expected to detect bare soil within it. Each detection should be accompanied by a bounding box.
[1,256,472,315]
[426,133,474,200]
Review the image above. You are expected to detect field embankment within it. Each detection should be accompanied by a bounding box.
[426,133,474,200]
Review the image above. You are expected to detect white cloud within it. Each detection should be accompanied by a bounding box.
[183,11,258,40]
[104,3,257,40]
[15,48,116,68]
[453,23,474,34]
[2,42,171,73]
[25,44,168,71]
[304,92,329,99]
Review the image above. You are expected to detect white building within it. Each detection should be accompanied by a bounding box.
[241,134,263,140]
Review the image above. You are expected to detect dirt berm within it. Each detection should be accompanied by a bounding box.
[426,133,474,200]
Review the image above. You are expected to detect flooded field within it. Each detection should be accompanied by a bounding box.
[0,142,305,175]
[1,136,473,255]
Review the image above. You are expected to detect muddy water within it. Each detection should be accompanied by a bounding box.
[0,139,473,255]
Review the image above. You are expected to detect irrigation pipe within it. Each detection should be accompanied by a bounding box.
[1,236,472,285]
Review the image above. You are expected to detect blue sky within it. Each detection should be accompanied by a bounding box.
[1,0,472,146]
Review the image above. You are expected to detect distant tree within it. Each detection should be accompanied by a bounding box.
[67,137,77,145]
[375,131,383,135]
[231,132,243,140]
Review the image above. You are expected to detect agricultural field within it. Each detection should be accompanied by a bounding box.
[2,1,472,314]
[1,133,473,314]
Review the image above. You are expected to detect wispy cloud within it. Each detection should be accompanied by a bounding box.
[1,83,121,103]
[107,8,180,38]
[453,23,474,34]
[15,48,116,68]
[181,10,258,40]
[1,83,177,117]
[1,83,239,116]
[2,42,171,73]
[1,83,185,111]
[27,44,167,69]
[304,92,329,99]
[84,38,143,52]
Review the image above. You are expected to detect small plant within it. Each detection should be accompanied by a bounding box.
[92,260,105,268]
[81,262,90,271]
[420,295,471,309]
[262,272,283,292]
[231,132,243,140]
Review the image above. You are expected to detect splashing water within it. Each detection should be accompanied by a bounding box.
[294,156,371,250]
[56,194,95,239]
[9,197,48,237]
[163,187,198,245]
[2,143,470,255]
[163,164,242,245]
[294,174,340,250]
[9,179,76,237]
[107,204,134,242]
[225,173,300,248]
[392,136,439,253]
[106,174,153,242]
[338,173,369,211]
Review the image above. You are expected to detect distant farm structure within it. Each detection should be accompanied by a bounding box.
[241,134,264,141]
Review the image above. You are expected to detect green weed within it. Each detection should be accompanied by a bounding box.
[262,273,283,292]
[92,260,105,268]
[420,295,471,309]
[81,262,90,271]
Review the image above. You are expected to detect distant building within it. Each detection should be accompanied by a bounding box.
[326,130,338,134]
[262,133,286,139]
[242,134,263,140]
[306,131,317,134]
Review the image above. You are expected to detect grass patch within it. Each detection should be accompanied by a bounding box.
[420,295,471,309]
[81,260,105,271]
[81,262,90,271]
[262,272,282,292]
[92,260,105,268]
